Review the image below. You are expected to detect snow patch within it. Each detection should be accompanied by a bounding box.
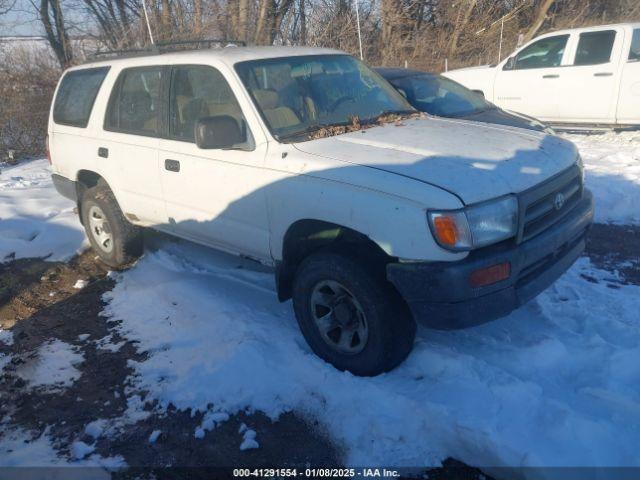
[74,279,89,289]
[0,159,87,261]
[148,430,162,443]
[238,423,259,451]
[0,328,14,346]
[565,131,640,225]
[84,419,108,439]
[71,441,95,459]
[18,339,84,391]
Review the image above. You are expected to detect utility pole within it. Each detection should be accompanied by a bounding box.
[142,0,155,45]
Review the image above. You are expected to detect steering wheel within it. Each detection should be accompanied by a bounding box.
[328,96,354,112]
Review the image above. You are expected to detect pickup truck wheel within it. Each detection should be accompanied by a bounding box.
[292,252,416,376]
[80,185,143,268]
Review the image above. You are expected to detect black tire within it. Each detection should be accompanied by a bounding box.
[80,184,143,268]
[292,252,416,376]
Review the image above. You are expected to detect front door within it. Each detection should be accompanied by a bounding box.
[493,34,571,121]
[158,64,271,261]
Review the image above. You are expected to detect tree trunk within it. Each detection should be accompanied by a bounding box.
[298,0,306,45]
[448,0,476,57]
[39,0,72,68]
[523,0,555,42]
[237,0,249,41]
[254,0,271,44]
[194,0,202,35]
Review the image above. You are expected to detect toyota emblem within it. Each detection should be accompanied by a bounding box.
[554,192,565,211]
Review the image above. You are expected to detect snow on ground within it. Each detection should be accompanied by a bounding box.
[1,130,639,473]
[0,327,13,373]
[564,131,640,225]
[17,339,84,392]
[0,159,86,261]
[0,427,124,476]
[103,240,640,474]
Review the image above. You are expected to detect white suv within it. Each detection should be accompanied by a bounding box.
[48,45,594,375]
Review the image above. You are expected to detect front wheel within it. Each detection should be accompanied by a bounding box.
[292,252,416,376]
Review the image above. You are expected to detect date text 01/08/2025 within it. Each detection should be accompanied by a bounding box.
[232,468,401,477]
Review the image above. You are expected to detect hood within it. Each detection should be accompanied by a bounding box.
[293,117,578,205]
[459,107,547,133]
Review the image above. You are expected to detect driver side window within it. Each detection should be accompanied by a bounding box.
[511,34,570,70]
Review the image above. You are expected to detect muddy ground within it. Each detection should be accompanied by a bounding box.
[1,224,638,479]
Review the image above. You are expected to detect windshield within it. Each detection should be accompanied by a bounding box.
[388,74,492,117]
[235,55,415,141]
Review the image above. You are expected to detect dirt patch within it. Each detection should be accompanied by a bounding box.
[585,224,640,285]
[0,251,340,475]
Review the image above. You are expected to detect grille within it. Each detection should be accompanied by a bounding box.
[518,165,583,243]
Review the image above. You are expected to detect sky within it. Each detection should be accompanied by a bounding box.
[0,0,90,36]
[0,0,42,36]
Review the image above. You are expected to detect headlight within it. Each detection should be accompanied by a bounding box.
[428,196,518,251]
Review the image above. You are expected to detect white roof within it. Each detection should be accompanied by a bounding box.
[537,22,640,38]
[77,45,345,70]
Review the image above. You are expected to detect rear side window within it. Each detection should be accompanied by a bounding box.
[574,30,616,66]
[105,67,164,136]
[53,67,109,127]
[630,29,640,61]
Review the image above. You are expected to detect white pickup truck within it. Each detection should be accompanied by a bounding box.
[48,45,594,375]
[444,23,640,127]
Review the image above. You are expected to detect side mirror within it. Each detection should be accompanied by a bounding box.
[503,57,516,71]
[195,115,246,149]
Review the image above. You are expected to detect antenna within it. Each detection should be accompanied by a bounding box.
[142,0,155,45]
[354,0,363,60]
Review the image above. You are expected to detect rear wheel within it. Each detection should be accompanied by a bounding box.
[292,252,416,376]
[81,185,143,268]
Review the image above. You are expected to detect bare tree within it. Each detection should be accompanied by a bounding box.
[523,0,555,42]
[37,0,73,67]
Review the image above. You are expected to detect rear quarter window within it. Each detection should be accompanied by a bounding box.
[53,67,110,128]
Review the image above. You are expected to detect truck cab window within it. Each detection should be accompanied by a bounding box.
[513,35,569,70]
[630,29,640,61]
[574,30,616,66]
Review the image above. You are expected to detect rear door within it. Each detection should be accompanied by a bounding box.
[555,28,624,123]
[493,34,570,120]
[616,28,640,124]
[100,66,167,225]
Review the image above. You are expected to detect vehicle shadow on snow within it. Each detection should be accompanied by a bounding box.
[95,133,640,475]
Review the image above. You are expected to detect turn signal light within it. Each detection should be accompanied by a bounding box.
[469,262,511,288]
[433,216,458,247]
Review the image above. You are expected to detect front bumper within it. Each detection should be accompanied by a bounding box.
[387,189,594,330]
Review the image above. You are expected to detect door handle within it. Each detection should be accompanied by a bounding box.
[98,147,109,158]
[542,74,560,79]
[594,72,613,77]
[165,159,180,172]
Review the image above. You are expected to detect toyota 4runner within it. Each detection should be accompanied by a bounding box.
[48,45,594,376]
